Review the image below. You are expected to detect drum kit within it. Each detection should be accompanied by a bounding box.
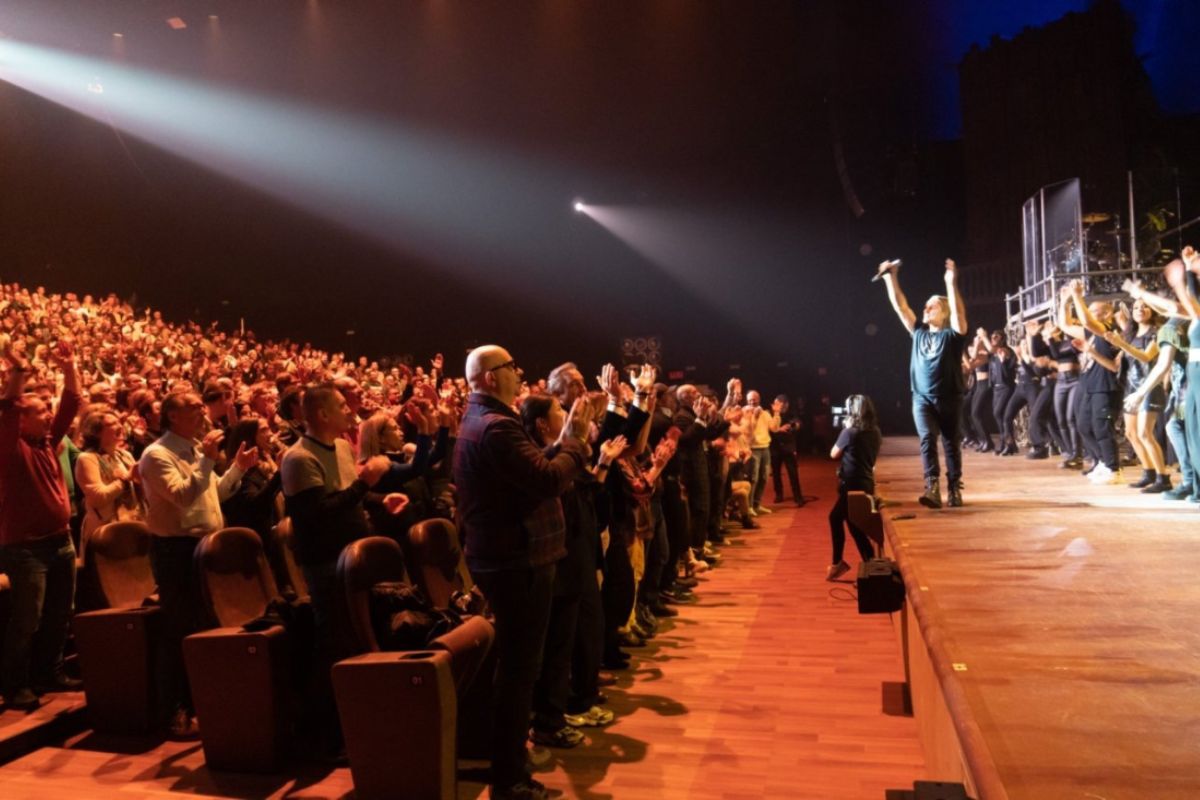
[1048,211,1127,275]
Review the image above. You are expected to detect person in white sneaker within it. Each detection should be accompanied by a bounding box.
[1059,281,1124,483]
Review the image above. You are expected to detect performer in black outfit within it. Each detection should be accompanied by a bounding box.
[976,328,1016,455]
[966,340,994,451]
[877,258,969,508]
[1059,281,1124,483]
[1045,319,1084,469]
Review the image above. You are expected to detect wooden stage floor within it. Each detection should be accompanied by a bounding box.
[0,460,922,799]
[876,436,1200,799]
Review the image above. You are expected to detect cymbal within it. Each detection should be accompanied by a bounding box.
[1082,213,1112,224]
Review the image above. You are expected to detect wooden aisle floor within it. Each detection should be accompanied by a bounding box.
[876,437,1200,799]
[0,460,923,799]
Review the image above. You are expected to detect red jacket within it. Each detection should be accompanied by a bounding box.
[0,390,81,546]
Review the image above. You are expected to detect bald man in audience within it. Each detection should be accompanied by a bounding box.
[454,344,594,800]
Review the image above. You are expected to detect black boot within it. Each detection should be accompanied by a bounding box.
[919,478,943,509]
[1141,474,1173,494]
[1129,469,1156,489]
[1025,445,1049,460]
[947,480,963,508]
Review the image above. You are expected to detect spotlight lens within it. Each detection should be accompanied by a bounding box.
[573,201,585,212]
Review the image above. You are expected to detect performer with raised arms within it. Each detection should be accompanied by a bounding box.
[876,258,969,508]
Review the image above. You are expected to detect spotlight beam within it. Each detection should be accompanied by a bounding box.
[0,37,588,294]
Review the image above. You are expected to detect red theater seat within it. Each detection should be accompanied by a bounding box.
[183,527,291,773]
[72,521,162,734]
[332,536,494,800]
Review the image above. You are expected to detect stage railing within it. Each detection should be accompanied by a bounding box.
[1004,264,1167,333]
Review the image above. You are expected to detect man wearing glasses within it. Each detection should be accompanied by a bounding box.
[454,345,594,800]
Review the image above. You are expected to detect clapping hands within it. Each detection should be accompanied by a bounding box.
[631,363,657,395]
[597,363,622,401]
[559,396,596,445]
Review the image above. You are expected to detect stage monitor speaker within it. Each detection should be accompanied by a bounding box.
[856,557,904,614]
[915,781,972,800]
[885,782,973,800]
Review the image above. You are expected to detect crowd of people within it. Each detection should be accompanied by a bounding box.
[960,247,1200,498]
[0,280,822,800]
[875,248,1200,512]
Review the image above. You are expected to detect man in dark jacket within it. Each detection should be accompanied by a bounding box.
[673,384,730,562]
[454,345,592,800]
[770,394,805,505]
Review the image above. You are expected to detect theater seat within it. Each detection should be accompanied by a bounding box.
[183,527,290,773]
[267,517,309,600]
[405,520,494,757]
[406,518,474,610]
[847,491,884,554]
[338,535,407,653]
[194,527,280,628]
[333,536,494,799]
[72,521,162,734]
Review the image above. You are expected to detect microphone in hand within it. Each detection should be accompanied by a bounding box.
[871,259,902,283]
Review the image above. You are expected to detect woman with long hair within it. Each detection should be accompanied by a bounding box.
[220,416,281,539]
[979,329,1017,455]
[1106,298,1171,492]
[1045,315,1084,469]
[825,394,882,581]
[967,336,996,452]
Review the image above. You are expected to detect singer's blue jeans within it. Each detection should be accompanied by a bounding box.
[912,393,963,484]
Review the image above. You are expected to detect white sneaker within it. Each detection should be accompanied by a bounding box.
[1087,463,1112,484]
[1099,468,1123,485]
[754,506,773,515]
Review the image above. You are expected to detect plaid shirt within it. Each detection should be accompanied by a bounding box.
[454,393,589,572]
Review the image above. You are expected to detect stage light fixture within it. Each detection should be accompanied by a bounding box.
[166,17,187,30]
[573,200,585,213]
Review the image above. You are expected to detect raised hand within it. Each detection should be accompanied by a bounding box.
[48,339,74,366]
[383,493,410,516]
[652,435,677,468]
[200,429,225,461]
[233,442,261,471]
[597,363,621,400]
[631,363,657,394]
[944,258,957,282]
[875,259,900,281]
[598,434,627,465]
[561,396,594,444]
[1122,278,1143,297]
[1164,258,1186,290]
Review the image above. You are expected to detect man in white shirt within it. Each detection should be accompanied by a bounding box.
[139,391,259,738]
